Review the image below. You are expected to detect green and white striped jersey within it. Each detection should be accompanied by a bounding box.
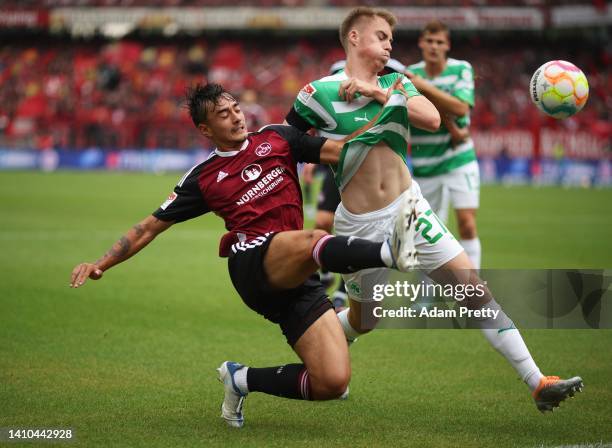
[293,70,420,190]
[407,58,476,177]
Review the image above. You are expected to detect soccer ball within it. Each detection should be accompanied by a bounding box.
[529,60,589,119]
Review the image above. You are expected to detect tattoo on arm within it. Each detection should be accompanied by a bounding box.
[110,236,131,258]
[93,218,168,267]
[96,226,141,264]
[132,224,144,237]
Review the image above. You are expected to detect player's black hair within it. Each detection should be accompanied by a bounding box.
[186,83,236,127]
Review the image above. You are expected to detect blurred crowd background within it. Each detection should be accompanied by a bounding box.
[1,0,607,6]
[0,1,610,154]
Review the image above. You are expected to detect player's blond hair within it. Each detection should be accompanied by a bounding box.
[339,7,397,51]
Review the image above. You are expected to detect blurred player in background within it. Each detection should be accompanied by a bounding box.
[286,6,582,412]
[405,20,482,269]
[240,88,269,131]
[69,83,419,428]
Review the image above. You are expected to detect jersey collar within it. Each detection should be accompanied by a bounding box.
[214,138,249,157]
[337,69,383,86]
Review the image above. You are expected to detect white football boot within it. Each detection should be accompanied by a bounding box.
[387,190,420,271]
[217,361,248,428]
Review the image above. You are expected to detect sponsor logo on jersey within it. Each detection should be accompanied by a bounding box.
[241,164,263,182]
[160,192,177,210]
[255,142,272,157]
[236,166,286,205]
[298,83,316,104]
[217,171,229,182]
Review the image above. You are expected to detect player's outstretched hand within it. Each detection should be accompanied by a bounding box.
[70,263,103,288]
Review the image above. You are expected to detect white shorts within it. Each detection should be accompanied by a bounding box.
[334,181,464,302]
[415,160,480,223]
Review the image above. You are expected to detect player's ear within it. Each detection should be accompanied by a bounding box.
[348,29,359,48]
[418,36,425,50]
[198,123,212,138]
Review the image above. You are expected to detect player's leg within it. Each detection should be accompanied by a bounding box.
[227,309,350,402]
[450,161,481,269]
[315,209,336,287]
[315,167,347,305]
[292,308,350,399]
[415,187,582,411]
[413,174,447,303]
[221,246,350,427]
[334,188,421,339]
[338,297,381,342]
[427,252,582,410]
[416,174,448,222]
[414,185,540,385]
[263,229,398,291]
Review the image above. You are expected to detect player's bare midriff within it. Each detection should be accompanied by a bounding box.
[341,142,411,214]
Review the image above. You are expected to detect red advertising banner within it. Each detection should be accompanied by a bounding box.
[0,9,48,28]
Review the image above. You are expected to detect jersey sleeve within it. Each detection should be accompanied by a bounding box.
[400,74,421,98]
[265,125,327,164]
[285,106,312,132]
[152,166,209,222]
[452,63,475,107]
[289,82,328,130]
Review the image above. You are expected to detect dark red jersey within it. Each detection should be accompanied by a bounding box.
[153,125,327,257]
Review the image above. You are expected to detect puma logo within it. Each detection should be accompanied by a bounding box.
[354,112,369,122]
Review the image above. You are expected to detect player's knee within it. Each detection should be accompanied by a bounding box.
[308,229,330,253]
[311,229,329,242]
[457,216,477,239]
[312,368,351,399]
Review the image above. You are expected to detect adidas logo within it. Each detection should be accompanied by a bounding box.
[217,171,229,182]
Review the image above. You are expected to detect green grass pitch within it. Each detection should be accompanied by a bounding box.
[1,171,611,447]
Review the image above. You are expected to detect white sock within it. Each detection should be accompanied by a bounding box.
[380,240,393,268]
[477,300,543,391]
[337,308,361,343]
[233,366,249,394]
[460,237,481,270]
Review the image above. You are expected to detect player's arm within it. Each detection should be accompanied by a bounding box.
[338,78,387,104]
[70,216,173,288]
[406,95,441,132]
[70,165,209,288]
[390,75,440,132]
[405,71,469,117]
[442,114,470,146]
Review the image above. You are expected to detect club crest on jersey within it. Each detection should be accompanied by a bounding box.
[241,164,263,182]
[255,142,272,157]
[298,83,316,104]
[160,192,177,210]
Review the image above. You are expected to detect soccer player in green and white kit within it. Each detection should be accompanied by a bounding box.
[285,6,583,412]
[405,20,482,269]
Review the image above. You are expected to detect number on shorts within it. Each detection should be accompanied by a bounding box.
[416,209,449,244]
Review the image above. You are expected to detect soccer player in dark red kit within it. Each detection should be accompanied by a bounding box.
[69,83,418,428]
